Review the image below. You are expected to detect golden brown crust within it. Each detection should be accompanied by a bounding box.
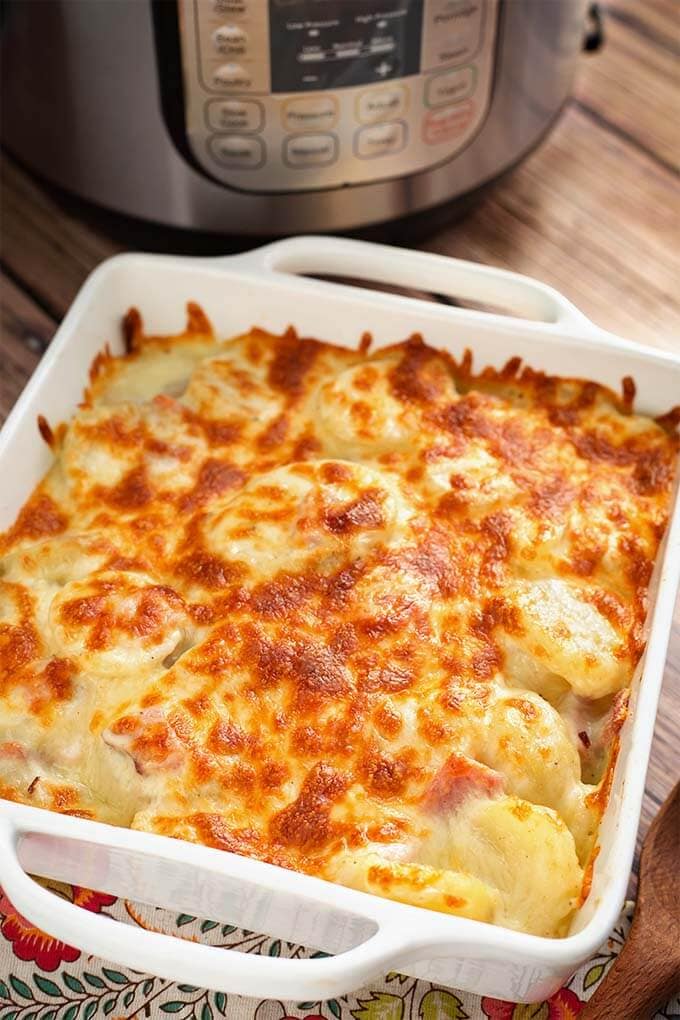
[0,306,677,937]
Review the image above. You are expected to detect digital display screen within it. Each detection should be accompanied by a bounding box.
[269,0,423,93]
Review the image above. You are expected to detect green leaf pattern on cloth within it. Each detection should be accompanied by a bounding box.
[352,992,404,1020]
[582,964,605,992]
[419,990,468,1020]
[0,892,678,1019]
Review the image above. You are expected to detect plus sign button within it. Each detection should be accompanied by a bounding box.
[374,60,393,78]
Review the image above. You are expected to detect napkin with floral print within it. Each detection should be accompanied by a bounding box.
[0,883,678,1020]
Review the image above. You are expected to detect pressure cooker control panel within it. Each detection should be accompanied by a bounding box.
[177,0,498,192]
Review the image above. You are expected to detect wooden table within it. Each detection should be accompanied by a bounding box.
[1,0,678,888]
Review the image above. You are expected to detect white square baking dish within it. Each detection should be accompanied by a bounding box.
[1,237,679,1004]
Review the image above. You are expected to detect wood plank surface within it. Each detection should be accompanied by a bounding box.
[602,0,680,57]
[575,10,680,172]
[0,156,122,320]
[424,105,680,349]
[0,272,54,419]
[0,0,678,926]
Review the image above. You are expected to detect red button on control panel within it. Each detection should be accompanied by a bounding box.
[423,101,475,145]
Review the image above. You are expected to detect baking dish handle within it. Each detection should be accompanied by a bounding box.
[229,235,595,331]
[0,818,413,1000]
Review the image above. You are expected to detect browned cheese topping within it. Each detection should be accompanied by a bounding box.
[1,303,677,937]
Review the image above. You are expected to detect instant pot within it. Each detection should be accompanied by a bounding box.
[0,0,599,236]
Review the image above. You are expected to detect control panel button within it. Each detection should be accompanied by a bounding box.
[212,0,246,13]
[283,133,338,168]
[209,134,264,168]
[436,34,480,67]
[212,25,248,55]
[212,63,252,90]
[426,65,476,108]
[356,86,407,124]
[282,96,338,133]
[206,99,263,133]
[373,59,395,79]
[423,101,475,145]
[355,121,407,159]
[421,0,485,69]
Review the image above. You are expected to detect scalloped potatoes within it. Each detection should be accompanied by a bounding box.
[1,306,677,938]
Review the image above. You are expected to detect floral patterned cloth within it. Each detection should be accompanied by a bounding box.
[0,883,678,1020]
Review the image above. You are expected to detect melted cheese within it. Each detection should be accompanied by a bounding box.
[1,305,677,939]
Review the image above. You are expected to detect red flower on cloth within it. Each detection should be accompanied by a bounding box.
[0,882,116,971]
[255,1004,327,1020]
[282,1015,326,1020]
[481,987,584,1019]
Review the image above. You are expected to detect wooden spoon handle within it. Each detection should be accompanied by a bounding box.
[580,921,680,1019]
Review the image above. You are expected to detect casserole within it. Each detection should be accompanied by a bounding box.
[1,236,679,1002]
